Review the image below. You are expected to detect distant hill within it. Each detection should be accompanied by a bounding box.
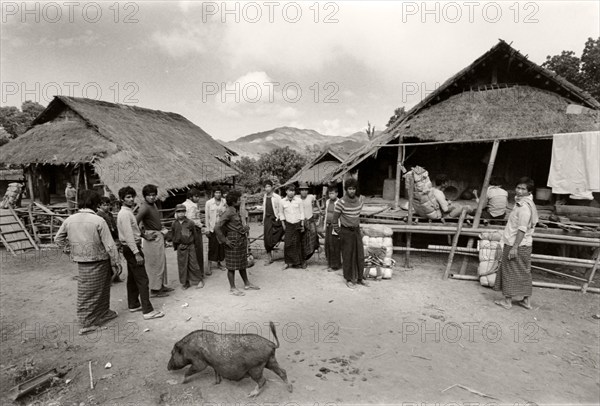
[224,126,377,159]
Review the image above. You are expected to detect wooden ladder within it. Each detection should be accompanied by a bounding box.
[0,207,39,256]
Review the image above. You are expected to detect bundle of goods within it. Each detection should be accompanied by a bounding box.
[1,183,23,209]
[477,231,502,287]
[404,166,442,220]
[362,225,394,279]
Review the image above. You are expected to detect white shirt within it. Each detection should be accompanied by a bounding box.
[182,199,202,228]
[262,192,282,221]
[279,196,305,224]
[205,197,226,232]
[502,195,536,247]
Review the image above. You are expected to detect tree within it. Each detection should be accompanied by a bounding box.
[257,147,307,186]
[235,156,261,192]
[0,100,45,138]
[386,106,407,127]
[542,37,600,100]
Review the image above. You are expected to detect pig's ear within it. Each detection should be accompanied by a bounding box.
[174,342,182,353]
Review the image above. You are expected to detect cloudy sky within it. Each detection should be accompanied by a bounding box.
[1,1,598,141]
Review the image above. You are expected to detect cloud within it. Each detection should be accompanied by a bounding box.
[315,118,360,136]
[37,30,98,48]
[345,108,357,116]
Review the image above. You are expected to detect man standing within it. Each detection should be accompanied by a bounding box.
[65,182,77,214]
[55,190,120,335]
[205,187,227,273]
[182,188,206,276]
[279,184,305,270]
[323,185,342,272]
[117,186,164,320]
[333,178,369,289]
[494,177,538,310]
[136,184,172,297]
[97,196,122,283]
[299,182,320,263]
[171,204,205,289]
[262,180,283,266]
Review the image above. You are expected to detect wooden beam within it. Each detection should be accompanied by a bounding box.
[394,139,403,210]
[458,140,499,275]
[404,174,414,269]
[443,207,467,279]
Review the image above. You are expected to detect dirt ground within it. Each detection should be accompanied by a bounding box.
[1,224,599,406]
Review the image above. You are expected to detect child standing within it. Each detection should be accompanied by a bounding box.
[171,204,205,289]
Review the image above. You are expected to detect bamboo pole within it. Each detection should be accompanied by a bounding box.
[582,254,599,293]
[75,165,81,208]
[26,166,35,203]
[443,207,467,279]
[27,203,39,244]
[404,174,414,269]
[394,139,403,210]
[460,140,499,275]
[530,264,588,283]
[449,274,600,294]
[83,164,88,189]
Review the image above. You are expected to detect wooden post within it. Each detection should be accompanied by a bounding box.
[27,203,39,244]
[394,139,403,210]
[459,140,500,275]
[26,166,35,203]
[582,253,599,293]
[83,164,89,189]
[443,207,467,279]
[75,165,81,208]
[404,174,414,269]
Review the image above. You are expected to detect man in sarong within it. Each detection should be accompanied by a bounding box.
[299,182,320,264]
[262,179,283,266]
[333,178,369,289]
[117,186,164,320]
[215,190,260,296]
[171,204,204,289]
[136,184,172,297]
[97,196,122,283]
[205,187,227,273]
[494,177,538,310]
[323,184,342,272]
[279,184,306,270]
[55,190,120,335]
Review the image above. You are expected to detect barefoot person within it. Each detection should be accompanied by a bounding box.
[299,182,320,265]
[214,190,260,296]
[117,186,164,320]
[323,184,342,272]
[171,204,205,289]
[136,184,172,297]
[494,177,539,310]
[279,184,306,270]
[333,178,369,289]
[262,179,284,266]
[55,190,120,335]
[205,187,227,273]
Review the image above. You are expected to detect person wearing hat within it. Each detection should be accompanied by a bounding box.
[170,204,205,289]
[279,183,306,269]
[298,182,320,264]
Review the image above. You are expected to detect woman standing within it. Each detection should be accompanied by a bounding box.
[215,190,260,296]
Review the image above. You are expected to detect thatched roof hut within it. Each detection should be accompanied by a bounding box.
[0,96,238,200]
[326,40,599,197]
[280,149,349,191]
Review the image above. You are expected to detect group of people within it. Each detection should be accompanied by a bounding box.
[54,173,539,335]
[262,178,369,289]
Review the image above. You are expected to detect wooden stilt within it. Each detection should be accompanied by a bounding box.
[83,164,89,189]
[443,207,467,279]
[26,166,35,202]
[394,139,403,210]
[404,174,414,269]
[459,140,500,275]
[582,254,599,293]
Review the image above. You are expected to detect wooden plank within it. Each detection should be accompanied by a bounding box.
[8,207,38,251]
[0,233,16,255]
[443,207,468,280]
[459,140,500,275]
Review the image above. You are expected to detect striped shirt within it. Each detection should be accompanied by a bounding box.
[333,195,363,228]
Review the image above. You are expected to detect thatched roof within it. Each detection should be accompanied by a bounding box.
[327,40,600,182]
[280,148,349,188]
[0,96,238,196]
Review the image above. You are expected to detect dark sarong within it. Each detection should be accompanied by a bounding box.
[177,244,204,286]
[224,231,248,270]
[264,215,284,253]
[208,232,225,262]
[284,221,303,266]
[77,260,114,328]
[301,218,319,260]
[340,226,365,282]
[325,224,342,269]
[494,245,533,297]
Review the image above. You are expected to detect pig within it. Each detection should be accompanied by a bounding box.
[167,321,293,397]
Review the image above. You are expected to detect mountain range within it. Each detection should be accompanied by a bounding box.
[223,126,377,159]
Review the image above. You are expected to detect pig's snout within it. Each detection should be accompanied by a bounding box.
[167,344,187,370]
